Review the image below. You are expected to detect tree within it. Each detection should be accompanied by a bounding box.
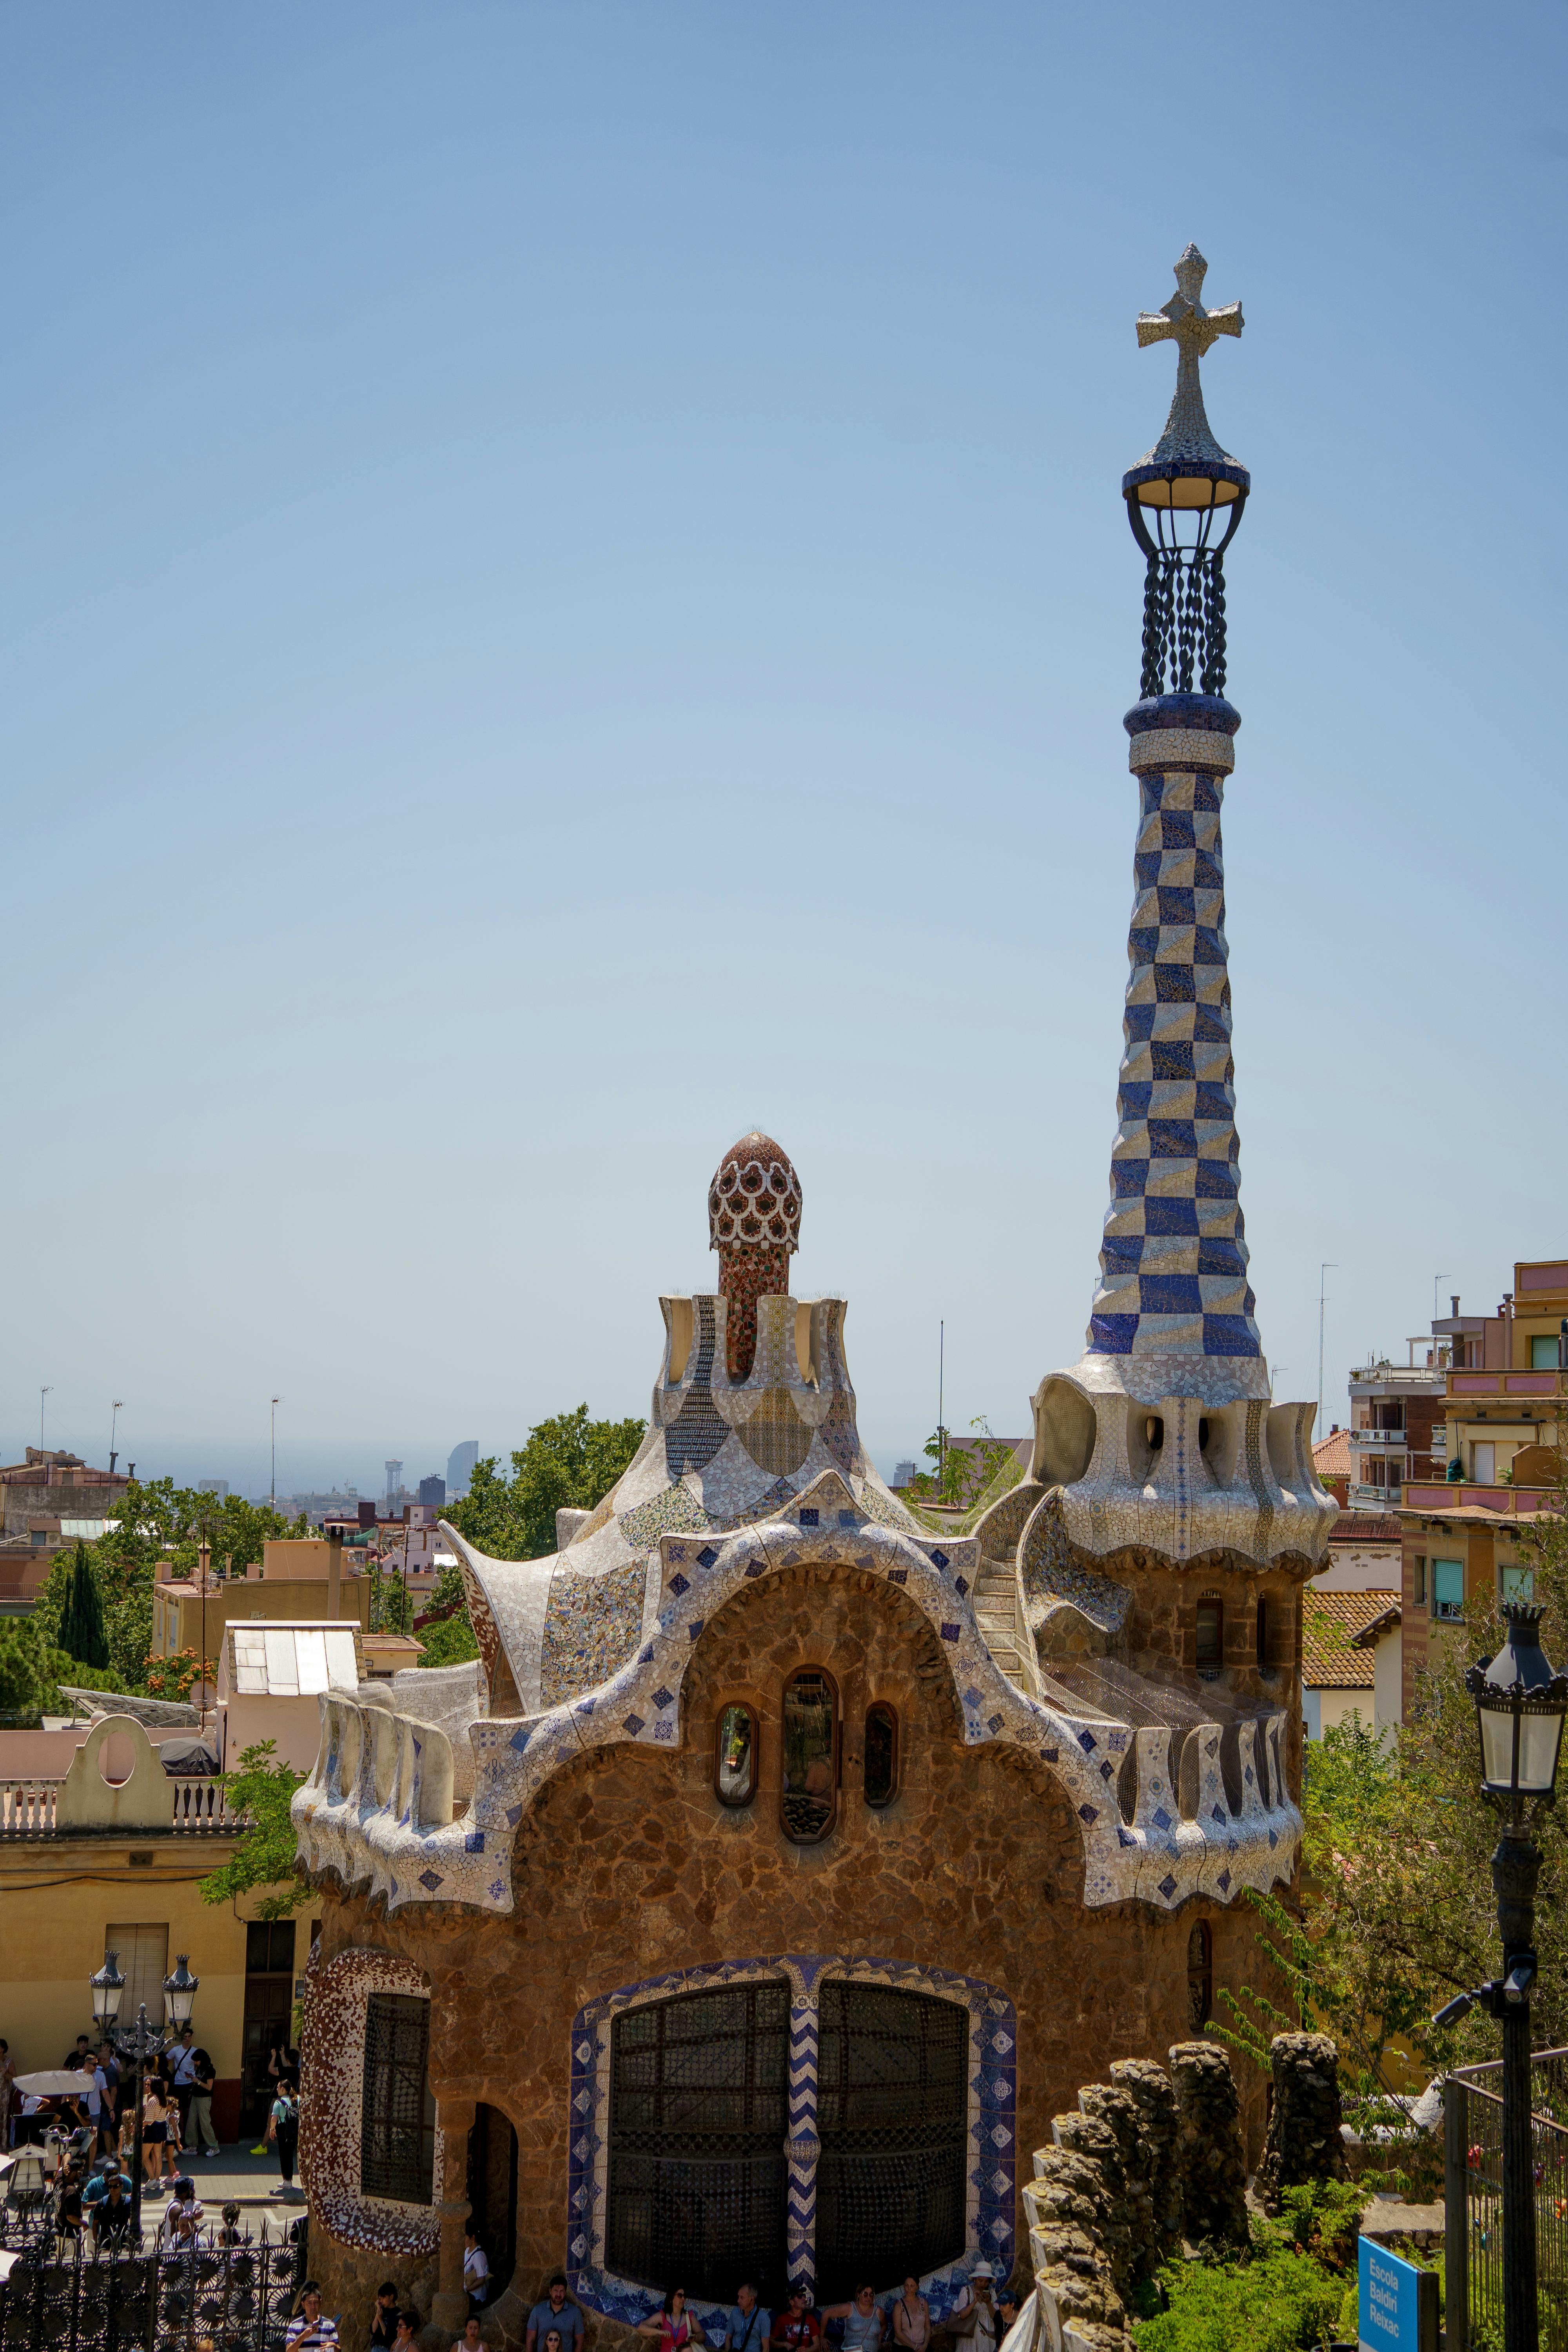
[58,1542,111,1670]
[445,1406,647,1561]
[144,1645,216,1703]
[198,1740,312,1920]
[0,1619,67,1720]
[908,1416,1017,1513]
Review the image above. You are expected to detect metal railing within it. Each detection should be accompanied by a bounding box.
[0,2216,308,2352]
[1446,2049,1568,2351]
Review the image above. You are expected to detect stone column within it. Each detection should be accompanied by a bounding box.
[786,1993,820,2291]
[430,2099,475,2340]
[1254,2032,1348,2208]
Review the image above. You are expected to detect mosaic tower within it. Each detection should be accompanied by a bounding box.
[709,1129,803,1379]
[1030,248,1333,1566]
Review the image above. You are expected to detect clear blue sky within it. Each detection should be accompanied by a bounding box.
[4,2,1565,1496]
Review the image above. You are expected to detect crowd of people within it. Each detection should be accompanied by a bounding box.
[0,2025,223,2176]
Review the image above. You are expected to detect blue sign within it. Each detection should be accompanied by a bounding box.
[1359,2238,1424,2352]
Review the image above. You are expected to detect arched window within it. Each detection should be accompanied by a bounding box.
[815,1982,968,2296]
[781,1668,838,1843]
[714,1702,757,1806]
[361,1992,435,2203]
[606,1980,789,2298]
[864,1704,898,1808]
[1195,1595,1224,1674]
[1186,1921,1212,2032]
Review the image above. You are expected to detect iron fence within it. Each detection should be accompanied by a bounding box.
[0,2224,307,2352]
[1446,2047,1568,2352]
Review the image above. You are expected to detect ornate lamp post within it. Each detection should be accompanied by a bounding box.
[1435,1603,1568,2352]
[90,1950,200,2239]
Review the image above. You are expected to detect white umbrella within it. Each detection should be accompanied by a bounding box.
[13,2071,93,2095]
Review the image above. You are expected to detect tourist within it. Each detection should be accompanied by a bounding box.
[62,2032,93,2070]
[285,2283,340,2352]
[171,2027,201,2135]
[996,2292,1019,2340]
[526,2274,586,2352]
[81,2050,112,2155]
[216,2202,245,2247]
[452,2316,485,2352]
[638,2288,706,2352]
[891,2281,930,2352]
[85,2164,134,2249]
[391,2312,421,2352]
[717,2281,770,2352]
[821,2288,882,2352]
[266,2075,301,2195]
[142,2077,172,2186]
[186,2047,221,2158]
[55,2156,85,2241]
[769,2290,818,2352]
[370,2283,401,2351]
[162,2175,205,2248]
[942,2268,996,2352]
[97,2042,122,2132]
[463,2222,490,2310]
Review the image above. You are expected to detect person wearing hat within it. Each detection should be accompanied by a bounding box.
[942,2269,995,2352]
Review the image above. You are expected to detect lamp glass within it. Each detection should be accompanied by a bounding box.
[91,1956,125,2024]
[163,1956,198,2027]
[1478,1704,1519,1793]
[1517,1709,1565,1795]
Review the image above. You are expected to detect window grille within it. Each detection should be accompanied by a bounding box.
[715,1702,758,1806]
[361,1992,435,2203]
[1195,1597,1223,1673]
[780,1669,838,1844]
[1186,1921,1212,2031]
[814,1983,967,2298]
[606,1981,789,2299]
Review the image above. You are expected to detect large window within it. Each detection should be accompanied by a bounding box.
[606,1981,789,2299]
[1432,1559,1464,1622]
[1532,1335,1560,1370]
[361,1992,435,2203]
[715,1703,757,1806]
[815,1983,968,2298]
[1195,1597,1223,1674]
[781,1668,838,1843]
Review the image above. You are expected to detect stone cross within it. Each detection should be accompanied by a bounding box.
[1134,245,1242,465]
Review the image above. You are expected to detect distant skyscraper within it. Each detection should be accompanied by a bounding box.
[197,1477,230,1499]
[446,1440,478,1497]
[385,1459,403,1503]
[418,1474,446,1509]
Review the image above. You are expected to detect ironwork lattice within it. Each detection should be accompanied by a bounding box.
[0,2223,306,2352]
[361,1991,435,2204]
[606,1981,789,2299]
[814,1984,968,2298]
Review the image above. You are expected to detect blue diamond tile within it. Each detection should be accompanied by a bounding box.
[745,1560,765,1577]
[1118,1826,1137,1847]
[505,1804,523,1827]
[418,1869,443,1892]
[668,1571,690,1597]
[963,1686,982,1709]
[955,1575,969,1596]
[887,1568,907,1584]
[798,1508,819,1527]
[465,1831,485,1853]
[1078,1729,1098,1754]
[837,1510,856,1526]
[1099,1760,1114,1781]
[1041,1746,1059,1764]
[1217,1868,1232,1893]
[688,1619,704,1641]
[931,1548,949,1570]
[697,1545,719,1568]
[1268,1829,1278,1849]
[651,1686,674,1711]
[1211,1804,1226,1824]
[1077,1804,1098,1824]
[509,1725,532,1754]
[623,1713,646,1735]
[1152,1806,1173,1832]
[1158,1873,1178,1900]
[940,1622,960,1642]
[987,1714,1003,1735]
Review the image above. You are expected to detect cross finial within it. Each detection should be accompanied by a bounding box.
[1134,245,1243,470]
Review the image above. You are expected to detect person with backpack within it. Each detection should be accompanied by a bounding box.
[265,2075,300,2195]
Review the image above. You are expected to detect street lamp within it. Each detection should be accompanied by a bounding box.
[87,1950,200,2239]
[1434,1604,1568,2352]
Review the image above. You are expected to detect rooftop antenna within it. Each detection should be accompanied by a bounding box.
[1434,1273,1447,1321]
[39,1386,52,1451]
[109,1399,124,1475]
[938,1320,946,1492]
[1317,1265,1337,1441]
[270,1397,281,1510]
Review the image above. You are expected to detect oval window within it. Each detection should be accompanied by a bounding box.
[864,1703,897,1808]
[714,1703,757,1806]
[780,1668,837,1844]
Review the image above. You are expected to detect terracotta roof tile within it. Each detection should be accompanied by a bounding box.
[1312,1426,1353,1478]
[1303,1588,1400,1690]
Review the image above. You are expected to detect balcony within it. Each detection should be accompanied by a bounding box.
[1351,1427,1407,1451]
[1448,1370,1561,1399]
[1401,1481,1557,1517]
[0,1777,241,1838]
[1348,1481,1402,1509]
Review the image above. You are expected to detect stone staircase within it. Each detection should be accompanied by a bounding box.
[972,1556,1025,1679]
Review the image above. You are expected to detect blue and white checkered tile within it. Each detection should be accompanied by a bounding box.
[1087,767,1264,1366]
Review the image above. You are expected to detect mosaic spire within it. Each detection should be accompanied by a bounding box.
[708,1130,802,1381]
[1087,248,1261,1375]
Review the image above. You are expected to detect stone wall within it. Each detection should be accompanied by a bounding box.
[1168,2042,1249,2249]
[300,1566,1279,2341]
